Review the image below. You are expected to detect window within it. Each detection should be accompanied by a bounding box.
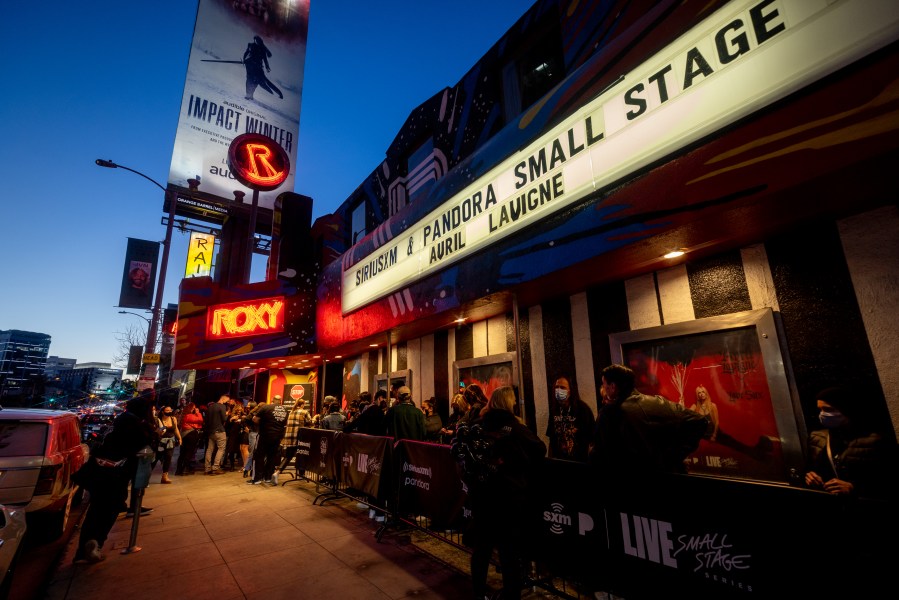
[351,202,366,245]
[0,422,48,457]
[503,26,565,118]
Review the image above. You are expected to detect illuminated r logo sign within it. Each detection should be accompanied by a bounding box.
[243,143,283,185]
[228,133,290,191]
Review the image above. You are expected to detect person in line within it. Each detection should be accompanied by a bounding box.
[589,364,708,477]
[422,397,444,443]
[248,394,288,485]
[74,396,156,563]
[278,398,313,475]
[545,376,596,462]
[242,400,259,478]
[803,386,899,595]
[224,402,246,471]
[688,384,719,441]
[384,386,426,441]
[440,392,469,440]
[804,387,897,499]
[153,406,181,484]
[320,398,347,431]
[204,394,230,475]
[243,35,283,100]
[176,402,203,475]
[461,384,489,425]
[466,386,547,600]
[587,364,708,597]
[344,391,388,436]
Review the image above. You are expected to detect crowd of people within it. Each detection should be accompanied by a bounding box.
[70,366,897,599]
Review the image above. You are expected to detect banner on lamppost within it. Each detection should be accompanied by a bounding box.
[168,0,310,223]
[127,345,143,375]
[118,238,159,310]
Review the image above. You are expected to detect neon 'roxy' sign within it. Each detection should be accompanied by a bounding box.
[206,297,285,340]
[340,0,899,313]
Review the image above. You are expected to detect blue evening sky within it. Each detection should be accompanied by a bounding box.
[0,0,534,366]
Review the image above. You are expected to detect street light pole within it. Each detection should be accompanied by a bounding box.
[98,159,177,393]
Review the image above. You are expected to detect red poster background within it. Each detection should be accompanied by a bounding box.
[622,326,788,482]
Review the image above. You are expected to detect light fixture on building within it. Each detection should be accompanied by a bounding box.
[663,250,686,259]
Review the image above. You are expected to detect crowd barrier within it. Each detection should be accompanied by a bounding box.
[280,428,897,599]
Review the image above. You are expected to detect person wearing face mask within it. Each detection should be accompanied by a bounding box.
[545,376,596,462]
[804,387,897,499]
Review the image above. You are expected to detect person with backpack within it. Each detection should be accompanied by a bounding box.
[461,386,546,600]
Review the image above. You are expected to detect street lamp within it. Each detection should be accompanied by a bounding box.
[97,159,178,392]
[118,310,152,325]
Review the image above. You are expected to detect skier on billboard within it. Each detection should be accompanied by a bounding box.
[243,35,282,100]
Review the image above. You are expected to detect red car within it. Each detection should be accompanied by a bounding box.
[0,408,89,538]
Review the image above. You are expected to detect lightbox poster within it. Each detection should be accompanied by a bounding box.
[168,0,310,212]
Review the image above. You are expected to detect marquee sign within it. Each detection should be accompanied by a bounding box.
[205,296,286,340]
[228,133,291,191]
[340,0,899,313]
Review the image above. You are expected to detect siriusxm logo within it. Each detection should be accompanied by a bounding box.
[543,502,594,536]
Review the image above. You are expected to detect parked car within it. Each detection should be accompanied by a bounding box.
[0,408,89,539]
[0,504,26,600]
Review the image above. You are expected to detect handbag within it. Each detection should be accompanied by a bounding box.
[72,455,128,491]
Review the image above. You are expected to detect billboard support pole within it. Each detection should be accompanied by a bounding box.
[245,188,260,283]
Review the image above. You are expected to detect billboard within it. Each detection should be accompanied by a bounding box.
[118,238,160,310]
[168,0,310,221]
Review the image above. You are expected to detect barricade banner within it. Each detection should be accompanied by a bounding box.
[530,459,604,579]
[583,473,848,599]
[296,428,339,480]
[396,440,467,530]
[340,433,391,499]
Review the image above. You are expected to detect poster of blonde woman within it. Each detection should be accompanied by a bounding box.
[610,309,804,484]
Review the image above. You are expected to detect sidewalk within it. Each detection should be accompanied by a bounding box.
[44,466,485,600]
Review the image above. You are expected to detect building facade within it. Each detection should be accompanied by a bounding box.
[310,0,899,468]
[0,329,51,400]
[57,363,123,395]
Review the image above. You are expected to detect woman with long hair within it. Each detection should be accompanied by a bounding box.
[176,402,203,475]
[688,385,719,441]
[153,406,181,484]
[466,386,546,599]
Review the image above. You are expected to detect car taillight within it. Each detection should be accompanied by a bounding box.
[34,464,62,496]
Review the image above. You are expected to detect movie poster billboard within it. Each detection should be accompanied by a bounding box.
[609,309,804,484]
[119,238,159,310]
[168,0,310,219]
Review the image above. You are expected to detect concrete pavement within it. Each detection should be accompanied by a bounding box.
[44,466,489,600]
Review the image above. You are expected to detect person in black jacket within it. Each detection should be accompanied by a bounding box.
[589,364,708,478]
[464,386,546,600]
[74,396,155,563]
[804,386,897,500]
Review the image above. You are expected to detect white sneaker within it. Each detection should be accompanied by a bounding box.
[271,474,278,485]
[85,539,104,563]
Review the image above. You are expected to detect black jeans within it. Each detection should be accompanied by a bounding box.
[79,478,128,552]
[253,436,282,481]
[176,429,201,474]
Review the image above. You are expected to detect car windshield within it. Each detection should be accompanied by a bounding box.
[0,422,48,456]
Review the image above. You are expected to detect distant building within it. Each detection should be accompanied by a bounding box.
[45,356,76,378]
[0,329,51,399]
[57,363,123,394]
